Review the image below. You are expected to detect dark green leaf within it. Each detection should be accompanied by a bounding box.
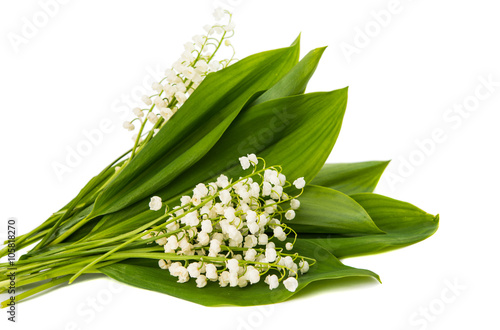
[101,240,379,306]
[86,89,348,241]
[91,40,301,217]
[156,88,348,208]
[83,46,329,240]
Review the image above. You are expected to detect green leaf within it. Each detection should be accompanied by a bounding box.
[83,202,155,241]
[86,88,348,241]
[300,193,439,258]
[251,46,326,106]
[90,39,301,217]
[100,240,379,306]
[156,88,348,207]
[310,161,390,195]
[33,160,121,249]
[82,46,329,241]
[289,185,384,235]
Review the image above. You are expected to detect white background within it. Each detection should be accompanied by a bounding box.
[1,0,499,329]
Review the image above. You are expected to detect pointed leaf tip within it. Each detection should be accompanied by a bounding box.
[293,33,301,45]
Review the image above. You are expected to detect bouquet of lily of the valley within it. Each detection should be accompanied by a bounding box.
[0,9,438,307]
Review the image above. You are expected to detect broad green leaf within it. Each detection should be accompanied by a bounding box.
[85,48,334,240]
[81,87,348,242]
[90,40,301,217]
[251,46,326,106]
[310,161,390,195]
[100,240,379,306]
[300,193,439,258]
[156,88,348,208]
[88,87,348,241]
[289,185,383,235]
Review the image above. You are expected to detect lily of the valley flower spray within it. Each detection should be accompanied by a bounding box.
[144,154,312,292]
[0,7,438,309]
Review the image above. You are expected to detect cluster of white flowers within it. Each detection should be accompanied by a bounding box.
[143,155,312,292]
[123,8,236,146]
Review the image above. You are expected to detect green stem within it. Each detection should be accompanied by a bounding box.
[44,213,96,247]
[3,213,59,246]
[69,166,269,283]
[108,251,227,263]
[3,246,162,268]
[0,275,72,309]
[0,259,118,290]
[34,148,132,251]
[0,229,50,259]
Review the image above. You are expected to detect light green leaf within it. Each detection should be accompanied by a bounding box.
[251,46,326,106]
[289,185,384,235]
[100,240,379,306]
[310,161,390,195]
[300,193,439,258]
